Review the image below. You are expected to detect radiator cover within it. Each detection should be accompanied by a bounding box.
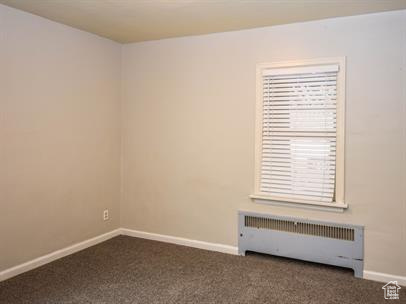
[238,211,364,278]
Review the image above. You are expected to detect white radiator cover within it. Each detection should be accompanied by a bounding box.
[238,211,364,278]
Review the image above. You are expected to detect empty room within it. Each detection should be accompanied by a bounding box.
[0,0,405,303]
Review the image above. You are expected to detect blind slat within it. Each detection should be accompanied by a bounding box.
[262,64,339,76]
[260,179,335,189]
[260,187,334,198]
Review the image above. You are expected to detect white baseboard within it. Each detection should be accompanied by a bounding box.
[0,229,121,282]
[363,270,406,286]
[2,227,405,287]
[120,228,239,256]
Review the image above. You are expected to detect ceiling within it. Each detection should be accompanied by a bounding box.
[1,0,406,43]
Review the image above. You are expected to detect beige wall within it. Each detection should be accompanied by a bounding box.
[0,5,121,271]
[121,11,406,276]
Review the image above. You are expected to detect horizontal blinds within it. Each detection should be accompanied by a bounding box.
[260,65,338,203]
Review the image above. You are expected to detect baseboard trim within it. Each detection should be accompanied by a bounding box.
[120,228,238,256]
[363,270,406,286]
[2,228,404,286]
[0,229,121,282]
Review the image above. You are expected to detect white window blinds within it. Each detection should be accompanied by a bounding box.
[260,64,339,203]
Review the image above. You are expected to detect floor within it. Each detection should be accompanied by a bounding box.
[0,236,402,304]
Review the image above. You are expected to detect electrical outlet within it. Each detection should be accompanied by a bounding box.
[103,209,109,221]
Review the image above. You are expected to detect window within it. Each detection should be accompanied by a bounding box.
[251,58,347,209]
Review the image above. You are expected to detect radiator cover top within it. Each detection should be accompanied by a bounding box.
[238,211,364,278]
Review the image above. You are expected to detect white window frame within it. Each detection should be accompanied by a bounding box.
[251,57,348,210]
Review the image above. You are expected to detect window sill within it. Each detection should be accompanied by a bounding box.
[249,194,348,212]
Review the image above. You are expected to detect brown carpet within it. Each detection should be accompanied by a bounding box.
[0,235,403,304]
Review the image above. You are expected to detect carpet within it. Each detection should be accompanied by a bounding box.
[0,235,403,303]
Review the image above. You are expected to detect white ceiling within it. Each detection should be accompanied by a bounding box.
[1,0,406,43]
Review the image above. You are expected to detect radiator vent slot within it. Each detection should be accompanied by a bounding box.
[244,216,354,241]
